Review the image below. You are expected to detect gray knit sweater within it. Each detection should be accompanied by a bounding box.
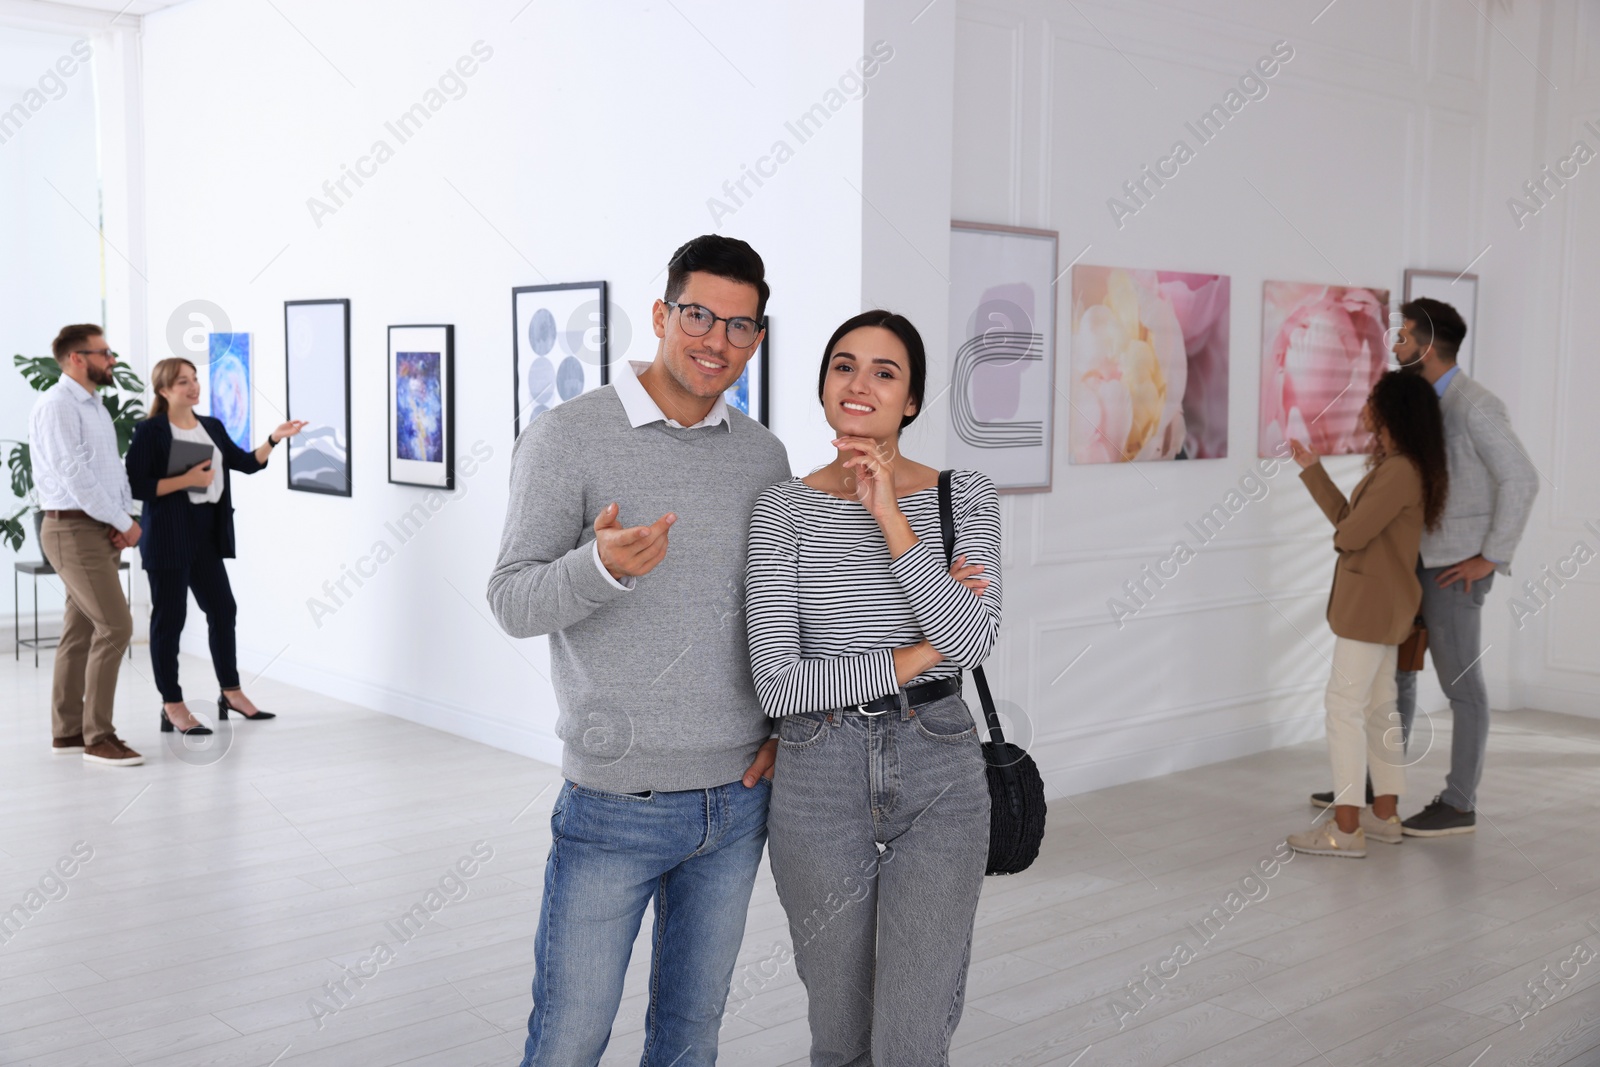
[487,385,790,792]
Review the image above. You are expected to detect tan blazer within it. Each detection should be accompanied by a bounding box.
[1300,457,1425,646]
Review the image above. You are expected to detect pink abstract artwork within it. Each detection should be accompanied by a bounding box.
[1258,282,1389,458]
[1069,265,1230,463]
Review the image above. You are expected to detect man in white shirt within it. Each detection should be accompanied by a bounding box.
[30,324,145,766]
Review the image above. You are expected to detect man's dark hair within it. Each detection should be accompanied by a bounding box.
[664,235,770,319]
[52,324,103,363]
[1399,297,1466,361]
[817,309,927,431]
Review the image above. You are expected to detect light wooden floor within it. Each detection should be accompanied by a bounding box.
[4,650,1600,1067]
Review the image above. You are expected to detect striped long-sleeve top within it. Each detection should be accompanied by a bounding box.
[745,470,1002,717]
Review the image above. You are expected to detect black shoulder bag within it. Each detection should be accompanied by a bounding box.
[937,470,1047,876]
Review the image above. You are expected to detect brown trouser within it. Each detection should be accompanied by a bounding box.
[40,515,134,745]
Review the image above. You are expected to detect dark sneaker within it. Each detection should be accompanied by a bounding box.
[83,737,144,766]
[52,734,86,755]
[1402,795,1475,837]
[1309,782,1376,809]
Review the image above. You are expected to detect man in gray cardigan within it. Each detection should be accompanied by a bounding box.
[488,235,789,1067]
[1392,297,1537,835]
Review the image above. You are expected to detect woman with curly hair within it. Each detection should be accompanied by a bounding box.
[1286,370,1448,858]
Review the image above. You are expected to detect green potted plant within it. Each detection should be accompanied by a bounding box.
[2,352,147,553]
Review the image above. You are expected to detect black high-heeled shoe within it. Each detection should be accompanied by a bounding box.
[160,707,214,736]
[218,693,276,721]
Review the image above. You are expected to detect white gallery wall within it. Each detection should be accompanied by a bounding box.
[137,0,868,764]
[859,0,1598,796]
[0,23,103,626]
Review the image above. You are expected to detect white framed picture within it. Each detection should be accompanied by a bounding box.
[946,221,1058,492]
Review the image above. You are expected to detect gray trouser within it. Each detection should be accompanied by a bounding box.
[768,694,990,1067]
[1396,562,1494,811]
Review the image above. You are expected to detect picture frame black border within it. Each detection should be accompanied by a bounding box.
[511,281,609,439]
[733,319,770,427]
[386,324,456,491]
[1402,268,1478,375]
[284,298,353,498]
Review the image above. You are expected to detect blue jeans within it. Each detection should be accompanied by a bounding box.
[1396,564,1494,810]
[520,777,770,1067]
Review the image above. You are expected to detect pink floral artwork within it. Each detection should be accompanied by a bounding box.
[1069,265,1230,463]
[1258,282,1389,458]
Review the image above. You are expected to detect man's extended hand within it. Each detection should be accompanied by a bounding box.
[742,738,777,787]
[594,503,676,580]
[1438,554,1496,592]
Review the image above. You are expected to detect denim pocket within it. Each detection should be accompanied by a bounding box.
[911,696,978,743]
[777,712,828,749]
[571,783,655,802]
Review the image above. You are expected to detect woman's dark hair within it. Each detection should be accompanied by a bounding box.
[817,310,927,431]
[664,235,770,318]
[1367,370,1448,530]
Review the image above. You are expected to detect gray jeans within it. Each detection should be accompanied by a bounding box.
[1396,563,1494,811]
[768,693,990,1067]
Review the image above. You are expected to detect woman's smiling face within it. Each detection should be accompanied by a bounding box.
[821,326,918,438]
[162,364,202,409]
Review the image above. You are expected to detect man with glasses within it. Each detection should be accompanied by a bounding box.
[489,235,790,1066]
[30,324,144,766]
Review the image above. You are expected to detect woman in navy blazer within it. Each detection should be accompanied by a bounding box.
[125,357,305,734]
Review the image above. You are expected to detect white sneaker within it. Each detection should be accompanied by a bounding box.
[1287,821,1366,858]
[1360,808,1403,844]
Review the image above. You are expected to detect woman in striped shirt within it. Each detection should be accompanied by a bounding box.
[745,310,1002,1066]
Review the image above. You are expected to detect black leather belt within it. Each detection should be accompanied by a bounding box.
[847,675,962,717]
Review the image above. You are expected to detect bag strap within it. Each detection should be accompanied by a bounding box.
[938,470,1006,746]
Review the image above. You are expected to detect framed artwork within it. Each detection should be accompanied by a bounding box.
[284,299,352,496]
[1403,269,1477,375]
[513,281,609,437]
[723,320,769,426]
[388,325,454,490]
[207,332,252,451]
[946,221,1058,492]
[1069,266,1230,463]
[1258,282,1389,458]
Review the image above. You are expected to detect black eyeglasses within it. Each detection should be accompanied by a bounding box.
[74,348,113,359]
[665,302,762,349]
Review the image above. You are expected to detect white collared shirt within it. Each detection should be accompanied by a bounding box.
[611,359,731,430]
[591,360,732,589]
[29,376,135,532]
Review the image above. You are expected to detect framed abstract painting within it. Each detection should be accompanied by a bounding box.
[206,332,252,451]
[387,324,454,490]
[946,221,1057,492]
[1403,269,1477,375]
[723,320,769,426]
[1069,265,1230,463]
[284,299,352,496]
[512,281,609,437]
[1258,282,1389,458]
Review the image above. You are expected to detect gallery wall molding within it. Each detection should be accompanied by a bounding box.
[0,0,143,33]
[1420,104,1486,264]
[1546,105,1600,533]
[1027,526,1324,568]
[954,5,1025,223]
[1025,678,1327,750]
[1026,583,1325,643]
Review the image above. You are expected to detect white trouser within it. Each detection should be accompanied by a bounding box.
[1325,637,1406,804]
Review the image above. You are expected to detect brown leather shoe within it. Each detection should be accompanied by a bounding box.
[83,737,144,766]
[52,734,86,755]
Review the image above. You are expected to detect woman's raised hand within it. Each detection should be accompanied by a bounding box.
[1288,438,1320,469]
[272,420,309,442]
[949,555,989,597]
[835,435,900,521]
